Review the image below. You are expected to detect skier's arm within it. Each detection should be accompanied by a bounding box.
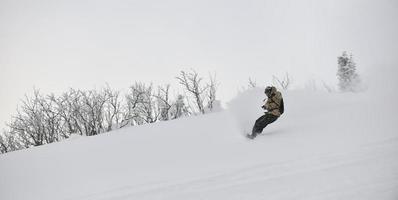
[261,98,268,110]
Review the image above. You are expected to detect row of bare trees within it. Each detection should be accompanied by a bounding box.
[246,73,292,91]
[0,70,219,154]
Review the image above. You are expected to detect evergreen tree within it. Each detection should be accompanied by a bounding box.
[170,95,189,119]
[337,51,361,92]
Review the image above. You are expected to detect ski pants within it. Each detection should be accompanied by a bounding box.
[252,113,279,135]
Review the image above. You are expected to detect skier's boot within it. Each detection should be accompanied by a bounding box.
[247,132,257,139]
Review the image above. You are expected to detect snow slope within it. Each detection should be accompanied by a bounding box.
[1,81,398,199]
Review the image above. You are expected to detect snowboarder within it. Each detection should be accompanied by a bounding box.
[247,86,284,139]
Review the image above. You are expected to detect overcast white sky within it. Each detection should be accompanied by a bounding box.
[1,0,397,129]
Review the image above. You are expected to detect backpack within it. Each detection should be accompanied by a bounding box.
[279,98,284,115]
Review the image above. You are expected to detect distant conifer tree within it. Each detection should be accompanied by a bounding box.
[337,51,361,92]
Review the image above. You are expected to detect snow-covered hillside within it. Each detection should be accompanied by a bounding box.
[1,81,398,199]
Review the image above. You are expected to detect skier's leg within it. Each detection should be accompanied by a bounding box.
[251,115,267,137]
[264,113,278,126]
[251,113,278,136]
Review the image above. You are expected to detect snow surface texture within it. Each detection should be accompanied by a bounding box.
[1,73,398,199]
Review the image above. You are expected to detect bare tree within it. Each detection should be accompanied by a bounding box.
[322,81,334,93]
[272,73,291,90]
[54,89,84,136]
[206,73,218,111]
[103,85,123,131]
[176,70,209,114]
[125,82,159,125]
[248,78,257,88]
[9,95,44,146]
[7,89,64,147]
[0,130,24,153]
[305,79,318,91]
[0,132,7,153]
[78,89,110,136]
[38,94,63,143]
[154,84,172,121]
[0,131,14,153]
[122,85,142,127]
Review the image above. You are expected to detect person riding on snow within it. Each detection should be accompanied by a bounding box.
[248,86,284,139]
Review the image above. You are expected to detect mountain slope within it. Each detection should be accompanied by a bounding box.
[1,87,397,200]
